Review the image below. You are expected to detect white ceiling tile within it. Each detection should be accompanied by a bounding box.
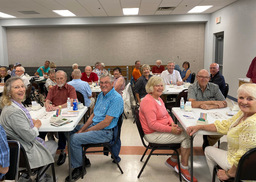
[77,0,107,16]
[99,0,122,16]
[121,0,140,8]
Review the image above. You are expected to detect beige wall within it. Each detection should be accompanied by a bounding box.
[6,23,205,73]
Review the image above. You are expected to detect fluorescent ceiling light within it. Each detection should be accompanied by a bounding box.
[188,5,213,13]
[123,8,139,15]
[53,10,76,17]
[0,12,16,18]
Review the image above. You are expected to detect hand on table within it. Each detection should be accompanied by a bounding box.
[186,126,200,136]
[46,104,57,112]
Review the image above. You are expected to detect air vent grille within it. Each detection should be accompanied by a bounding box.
[18,11,40,14]
[157,7,175,11]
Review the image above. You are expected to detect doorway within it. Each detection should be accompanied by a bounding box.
[214,32,224,74]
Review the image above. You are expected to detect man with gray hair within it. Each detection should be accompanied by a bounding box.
[81,66,99,84]
[161,61,183,85]
[65,74,123,182]
[152,60,165,75]
[44,70,77,166]
[15,66,30,87]
[209,63,226,95]
[188,69,227,150]
[68,69,95,109]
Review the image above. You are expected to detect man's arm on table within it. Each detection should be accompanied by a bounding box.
[189,98,227,110]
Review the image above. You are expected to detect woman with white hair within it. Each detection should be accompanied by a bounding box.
[187,83,256,181]
[139,76,197,182]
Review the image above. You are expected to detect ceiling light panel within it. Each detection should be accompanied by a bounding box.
[123,8,139,15]
[53,10,76,16]
[0,12,15,18]
[188,5,213,13]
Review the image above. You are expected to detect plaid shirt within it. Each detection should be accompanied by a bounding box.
[0,125,9,179]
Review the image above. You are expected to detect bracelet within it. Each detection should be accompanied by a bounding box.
[225,170,232,178]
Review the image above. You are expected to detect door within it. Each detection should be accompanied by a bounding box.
[214,32,224,74]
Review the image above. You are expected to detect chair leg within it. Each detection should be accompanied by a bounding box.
[81,147,86,179]
[137,149,154,178]
[51,163,56,182]
[109,151,123,174]
[140,148,149,162]
[212,165,217,182]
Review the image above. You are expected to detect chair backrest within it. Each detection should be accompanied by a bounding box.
[175,89,188,107]
[223,83,229,98]
[134,107,148,147]
[19,144,32,175]
[190,73,196,83]
[5,140,20,181]
[235,147,256,181]
[76,91,85,105]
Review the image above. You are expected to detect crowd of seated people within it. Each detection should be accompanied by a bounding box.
[2,58,252,182]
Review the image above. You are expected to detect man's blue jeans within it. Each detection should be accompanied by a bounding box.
[69,125,113,169]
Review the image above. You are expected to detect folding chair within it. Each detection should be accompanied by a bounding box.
[81,115,124,178]
[134,108,182,181]
[4,140,20,181]
[76,91,90,123]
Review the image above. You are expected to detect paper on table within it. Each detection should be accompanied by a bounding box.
[61,111,79,117]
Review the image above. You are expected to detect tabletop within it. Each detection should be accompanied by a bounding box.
[29,106,88,132]
[163,84,189,95]
[90,85,101,93]
[172,107,235,135]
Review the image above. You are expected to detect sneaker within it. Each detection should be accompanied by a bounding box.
[165,157,178,170]
[174,165,198,182]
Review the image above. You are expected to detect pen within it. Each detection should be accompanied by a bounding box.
[183,115,194,119]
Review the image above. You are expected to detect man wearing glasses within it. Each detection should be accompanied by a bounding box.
[187,69,227,150]
[65,74,124,182]
[15,66,30,87]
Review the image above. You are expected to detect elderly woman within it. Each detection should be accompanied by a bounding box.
[0,67,11,86]
[139,76,197,182]
[113,67,125,96]
[134,64,152,104]
[180,61,192,82]
[45,69,57,91]
[187,83,256,181]
[0,77,57,181]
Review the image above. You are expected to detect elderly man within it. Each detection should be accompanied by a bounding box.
[209,63,226,95]
[81,66,98,84]
[11,63,21,77]
[44,70,77,166]
[188,69,227,150]
[152,60,165,75]
[132,60,141,82]
[161,61,183,85]
[34,60,50,77]
[92,62,101,77]
[68,69,94,109]
[15,66,30,87]
[0,124,9,180]
[65,74,123,182]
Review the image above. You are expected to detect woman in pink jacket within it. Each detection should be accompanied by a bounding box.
[139,76,197,182]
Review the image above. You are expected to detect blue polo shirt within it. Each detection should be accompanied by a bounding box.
[0,125,9,179]
[68,79,92,107]
[93,88,124,129]
[37,66,50,76]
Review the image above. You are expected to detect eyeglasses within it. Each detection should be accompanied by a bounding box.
[15,70,23,72]
[197,75,210,79]
[100,81,111,85]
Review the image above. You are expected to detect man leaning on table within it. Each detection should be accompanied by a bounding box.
[161,61,183,86]
[44,70,77,166]
[65,74,123,182]
[188,69,227,150]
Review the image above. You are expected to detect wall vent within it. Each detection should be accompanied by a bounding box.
[18,11,40,14]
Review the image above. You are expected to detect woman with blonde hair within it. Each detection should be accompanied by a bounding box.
[139,76,197,182]
[0,67,10,86]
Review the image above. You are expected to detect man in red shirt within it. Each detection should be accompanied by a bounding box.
[152,60,165,75]
[81,66,99,84]
[44,70,77,166]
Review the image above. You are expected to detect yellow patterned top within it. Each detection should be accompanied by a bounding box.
[214,110,256,167]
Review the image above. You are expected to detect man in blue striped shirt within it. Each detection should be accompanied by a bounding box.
[0,124,9,180]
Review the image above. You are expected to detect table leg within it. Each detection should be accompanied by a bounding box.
[67,132,72,182]
[190,135,194,182]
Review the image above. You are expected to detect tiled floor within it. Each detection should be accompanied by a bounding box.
[48,99,235,182]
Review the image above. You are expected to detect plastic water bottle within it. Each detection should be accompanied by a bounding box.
[180,97,185,110]
[67,97,71,110]
[73,99,78,111]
